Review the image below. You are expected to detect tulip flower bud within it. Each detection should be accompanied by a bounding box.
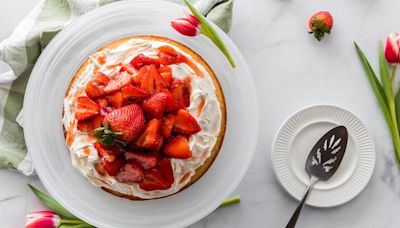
[25,211,61,228]
[171,14,200,37]
[385,32,400,64]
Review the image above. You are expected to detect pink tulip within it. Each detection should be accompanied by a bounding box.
[171,14,200,37]
[25,211,61,228]
[385,32,400,64]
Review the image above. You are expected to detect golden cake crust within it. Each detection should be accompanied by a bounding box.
[64,35,226,200]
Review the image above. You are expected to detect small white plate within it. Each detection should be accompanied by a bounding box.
[271,105,375,207]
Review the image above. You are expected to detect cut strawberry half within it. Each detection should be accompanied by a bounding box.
[77,120,93,136]
[141,64,166,94]
[174,109,201,134]
[125,150,159,170]
[103,71,132,94]
[96,98,108,108]
[158,65,173,87]
[75,96,100,121]
[116,160,144,183]
[158,45,180,56]
[161,89,178,113]
[94,142,121,162]
[157,158,174,184]
[160,114,176,138]
[130,54,160,70]
[133,65,149,87]
[170,78,190,110]
[101,158,125,176]
[141,92,168,119]
[108,91,123,108]
[121,84,151,101]
[139,168,171,191]
[100,106,114,116]
[85,72,110,99]
[163,135,192,159]
[157,45,185,65]
[134,119,162,149]
[91,114,104,129]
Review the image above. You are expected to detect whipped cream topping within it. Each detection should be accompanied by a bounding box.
[62,37,222,199]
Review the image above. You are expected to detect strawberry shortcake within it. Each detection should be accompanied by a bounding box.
[62,36,226,199]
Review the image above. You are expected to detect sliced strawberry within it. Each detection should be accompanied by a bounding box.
[100,106,114,116]
[121,84,151,101]
[94,142,121,162]
[91,114,104,129]
[103,104,146,142]
[155,136,164,151]
[125,150,159,170]
[139,168,171,191]
[133,65,150,87]
[130,54,160,70]
[157,45,185,65]
[162,89,178,113]
[116,160,144,183]
[160,114,176,138]
[141,92,168,119]
[120,64,135,75]
[174,109,201,134]
[96,98,108,108]
[163,135,192,159]
[75,96,100,120]
[77,120,93,135]
[85,72,110,99]
[157,158,174,184]
[158,45,179,56]
[108,91,123,108]
[158,65,173,87]
[102,158,125,176]
[139,65,155,93]
[139,64,167,94]
[103,71,132,94]
[134,119,162,149]
[170,78,190,110]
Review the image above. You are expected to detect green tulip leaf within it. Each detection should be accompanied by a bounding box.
[354,42,391,126]
[28,184,78,219]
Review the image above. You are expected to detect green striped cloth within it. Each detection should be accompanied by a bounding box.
[0,0,233,175]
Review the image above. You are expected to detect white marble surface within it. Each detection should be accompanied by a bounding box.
[2,0,400,227]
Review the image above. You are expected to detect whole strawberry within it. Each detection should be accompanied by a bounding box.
[94,104,145,145]
[308,11,333,41]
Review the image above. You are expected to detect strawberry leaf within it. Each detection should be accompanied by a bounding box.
[93,123,126,148]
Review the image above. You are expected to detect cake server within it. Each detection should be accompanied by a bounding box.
[285,125,348,228]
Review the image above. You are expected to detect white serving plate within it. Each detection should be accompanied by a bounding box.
[271,105,375,207]
[23,1,259,227]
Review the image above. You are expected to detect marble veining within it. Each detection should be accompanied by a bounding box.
[2,0,400,227]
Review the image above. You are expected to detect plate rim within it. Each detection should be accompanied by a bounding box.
[270,104,376,208]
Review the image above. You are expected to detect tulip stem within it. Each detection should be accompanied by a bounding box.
[218,196,241,208]
[392,65,397,87]
[60,219,82,224]
[60,219,90,225]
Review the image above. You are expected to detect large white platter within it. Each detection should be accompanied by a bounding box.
[23,1,259,227]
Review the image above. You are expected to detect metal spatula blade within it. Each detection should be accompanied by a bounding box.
[306,125,348,181]
[286,125,348,228]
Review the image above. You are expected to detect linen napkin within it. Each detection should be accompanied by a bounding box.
[0,0,233,175]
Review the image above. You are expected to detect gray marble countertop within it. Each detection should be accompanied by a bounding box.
[2,0,400,227]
